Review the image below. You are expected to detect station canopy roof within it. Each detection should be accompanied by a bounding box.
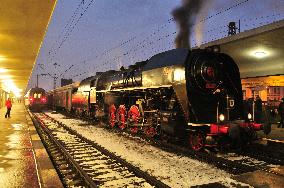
[199,19,284,86]
[0,0,57,95]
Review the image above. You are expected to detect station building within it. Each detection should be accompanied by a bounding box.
[242,76,284,106]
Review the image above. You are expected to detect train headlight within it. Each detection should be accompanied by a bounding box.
[219,114,225,122]
[173,69,185,82]
[248,113,252,120]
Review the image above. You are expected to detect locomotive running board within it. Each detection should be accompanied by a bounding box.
[187,123,210,126]
[96,85,173,92]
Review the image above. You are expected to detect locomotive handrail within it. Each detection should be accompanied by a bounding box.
[96,84,173,92]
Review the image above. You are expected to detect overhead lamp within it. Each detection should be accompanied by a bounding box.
[0,75,11,79]
[0,68,8,73]
[254,51,267,58]
[0,56,7,62]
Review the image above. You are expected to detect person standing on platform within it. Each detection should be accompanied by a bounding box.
[5,98,12,118]
[278,97,284,128]
[255,96,262,123]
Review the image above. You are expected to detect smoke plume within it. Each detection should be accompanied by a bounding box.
[172,0,204,49]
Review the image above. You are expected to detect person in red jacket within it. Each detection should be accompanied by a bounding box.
[5,98,12,118]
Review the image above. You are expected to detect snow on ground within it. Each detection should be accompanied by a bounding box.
[46,112,251,187]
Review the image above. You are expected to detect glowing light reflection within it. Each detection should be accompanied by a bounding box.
[0,55,7,62]
[254,51,267,58]
[1,79,22,97]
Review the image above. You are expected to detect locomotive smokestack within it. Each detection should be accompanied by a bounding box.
[172,0,203,49]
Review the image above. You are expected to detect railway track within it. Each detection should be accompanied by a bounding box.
[104,124,284,177]
[141,134,284,177]
[239,143,284,166]
[30,112,170,188]
[44,111,284,177]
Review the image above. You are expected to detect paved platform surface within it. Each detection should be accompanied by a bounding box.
[1,103,283,188]
[260,124,284,141]
[0,103,63,188]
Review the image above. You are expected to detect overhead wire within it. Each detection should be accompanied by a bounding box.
[49,0,95,64]
[80,0,252,73]
[48,1,84,61]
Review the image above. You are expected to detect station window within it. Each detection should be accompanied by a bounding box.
[242,90,246,99]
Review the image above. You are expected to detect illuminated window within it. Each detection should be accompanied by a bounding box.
[34,93,37,98]
[38,94,42,98]
[242,90,246,99]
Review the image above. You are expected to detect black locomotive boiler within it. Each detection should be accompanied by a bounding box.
[49,49,268,150]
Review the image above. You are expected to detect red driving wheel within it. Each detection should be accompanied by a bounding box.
[189,131,204,151]
[117,105,127,129]
[128,105,140,134]
[130,126,138,134]
[145,127,157,137]
[109,104,116,128]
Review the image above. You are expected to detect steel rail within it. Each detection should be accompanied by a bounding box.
[48,110,284,177]
[31,112,98,188]
[44,113,170,188]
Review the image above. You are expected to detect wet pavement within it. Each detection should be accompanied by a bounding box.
[0,103,62,188]
[259,124,284,141]
[1,103,283,187]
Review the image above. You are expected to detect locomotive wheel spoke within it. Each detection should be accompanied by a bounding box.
[108,104,116,128]
[128,105,141,134]
[189,131,205,151]
[128,105,140,126]
[145,126,157,138]
[117,105,127,130]
[130,126,139,134]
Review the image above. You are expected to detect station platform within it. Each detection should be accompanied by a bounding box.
[263,124,284,141]
[258,123,284,149]
[0,103,63,188]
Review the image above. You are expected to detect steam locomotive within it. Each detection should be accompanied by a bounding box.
[25,87,47,112]
[48,48,269,150]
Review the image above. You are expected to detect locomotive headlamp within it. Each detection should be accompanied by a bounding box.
[248,113,252,120]
[173,68,185,82]
[219,114,225,122]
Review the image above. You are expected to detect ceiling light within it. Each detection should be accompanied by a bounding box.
[254,51,267,58]
[0,68,8,73]
[2,79,21,97]
[0,56,7,62]
[0,75,11,79]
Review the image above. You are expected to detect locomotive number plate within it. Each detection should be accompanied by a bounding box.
[229,99,235,107]
[206,83,216,88]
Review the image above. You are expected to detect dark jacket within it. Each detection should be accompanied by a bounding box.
[255,98,262,112]
[279,101,284,115]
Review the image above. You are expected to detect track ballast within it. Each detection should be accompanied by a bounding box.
[31,112,169,188]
